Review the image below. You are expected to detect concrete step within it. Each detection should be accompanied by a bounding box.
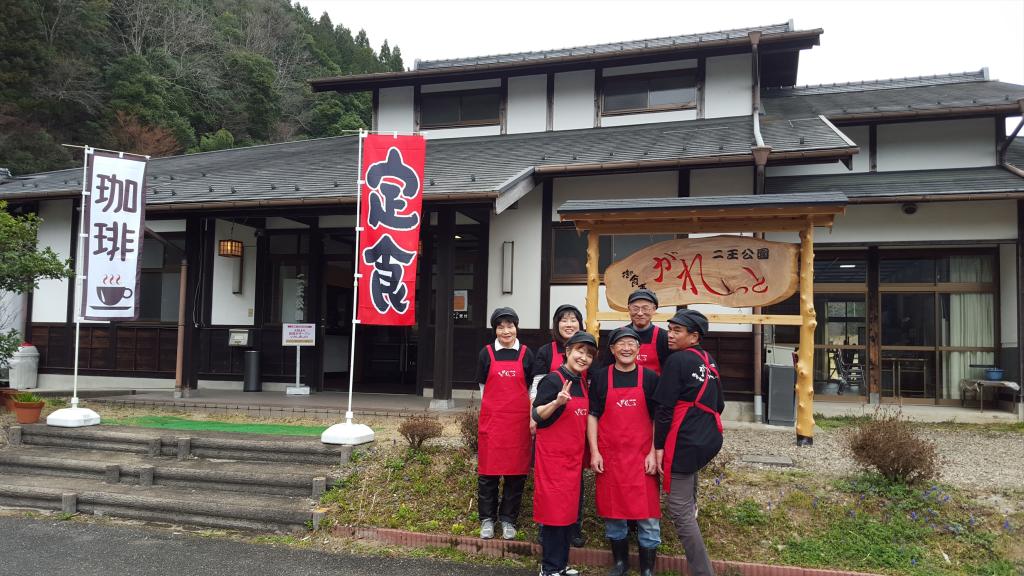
[0,472,317,532]
[12,424,351,465]
[0,446,335,498]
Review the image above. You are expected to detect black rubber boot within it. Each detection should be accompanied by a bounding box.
[608,538,629,576]
[638,546,657,576]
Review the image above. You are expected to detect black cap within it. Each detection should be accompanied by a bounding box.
[490,307,519,328]
[608,326,640,345]
[565,331,598,349]
[628,288,659,307]
[668,309,709,336]
[553,304,584,327]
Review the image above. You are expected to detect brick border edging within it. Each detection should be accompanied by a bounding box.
[330,526,879,576]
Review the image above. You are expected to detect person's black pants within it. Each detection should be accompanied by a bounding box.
[478,474,526,525]
[540,523,573,574]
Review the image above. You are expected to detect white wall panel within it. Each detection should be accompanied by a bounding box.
[377,86,415,134]
[767,125,870,176]
[553,70,595,131]
[210,220,257,326]
[507,74,548,134]
[766,201,1017,244]
[703,53,752,119]
[999,243,1017,347]
[32,200,73,322]
[488,184,543,328]
[690,166,753,196]
[602,109,697,127]
[876,118,994,171]
[424,125,502,140]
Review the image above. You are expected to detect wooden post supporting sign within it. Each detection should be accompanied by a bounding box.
[796,221,816,445]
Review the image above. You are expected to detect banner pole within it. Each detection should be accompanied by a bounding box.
[70,146,91,409]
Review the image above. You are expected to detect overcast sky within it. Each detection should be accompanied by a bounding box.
[300,0,1023,126]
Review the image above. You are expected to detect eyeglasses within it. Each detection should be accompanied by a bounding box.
[628,305,656,314]
[612,340,639,349]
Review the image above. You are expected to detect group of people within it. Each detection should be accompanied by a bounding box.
[474,289,726,576]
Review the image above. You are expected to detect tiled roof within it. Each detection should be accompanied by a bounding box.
[0,116,854,209]
[763,73,1024,120]
[765,166,1024,199]
[418,23,793,70]
[558,191,847,215]
[1007,136,1024,169]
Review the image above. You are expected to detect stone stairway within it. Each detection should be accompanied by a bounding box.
[0,424,352,532]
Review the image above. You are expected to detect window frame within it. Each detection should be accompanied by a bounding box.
[600,69,699,117]
[419,87,502,130]
[135,232,185,323]
[549,223,676,285]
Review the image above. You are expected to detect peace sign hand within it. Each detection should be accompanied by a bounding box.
[553,379,572,407]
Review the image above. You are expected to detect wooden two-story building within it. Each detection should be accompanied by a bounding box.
[2,21,1023,415]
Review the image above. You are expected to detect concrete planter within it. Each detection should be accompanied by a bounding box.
[12,400,45,424]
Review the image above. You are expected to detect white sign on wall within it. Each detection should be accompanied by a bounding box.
[81,150,148,321]
[282,323,316,347]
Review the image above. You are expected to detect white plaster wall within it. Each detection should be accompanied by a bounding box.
[552,171,677,220]
[210,220,257,326]
[876,118,995,171]
[765,200,1017,244]
[767,125,871,176]
[0,292,27,339]
[999,243,1018,347]
[603,59,697,77]
[553,70,595,131]
[146,219,186,233]
[690,166,753,196]
[507,74,547,134]
[602,109,697,127]
[377,86,415,134]
[420,79,500,93]
[703,53,752,119]
[488,184,543,328]
[424,125,501,140]
[32,200,73,322]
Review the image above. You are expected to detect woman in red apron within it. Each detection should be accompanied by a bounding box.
[626,289,670,376]
[533,331,597,576]
[475,307,535,541]
[587,327,662,576]
[653,310,724,576]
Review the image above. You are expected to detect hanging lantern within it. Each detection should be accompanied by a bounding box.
[218,239,243,258]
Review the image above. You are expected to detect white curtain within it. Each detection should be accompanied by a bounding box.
[942,257,994,399]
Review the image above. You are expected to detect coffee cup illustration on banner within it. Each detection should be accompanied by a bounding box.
[96,286,133,307]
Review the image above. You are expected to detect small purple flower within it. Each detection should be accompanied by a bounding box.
[911,558,918,566]
[969,515,976,527]
[715,476,722,486]
[910,511,918,521]
[942,495,950,503]
[849,509,856,518]
[1003,519,1013,532]
[812,497,819,509]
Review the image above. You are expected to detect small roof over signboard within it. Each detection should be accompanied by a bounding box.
[558,191,847,234]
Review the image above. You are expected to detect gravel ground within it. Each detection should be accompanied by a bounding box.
[723,423,1024,491]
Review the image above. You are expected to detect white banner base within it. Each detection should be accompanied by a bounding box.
[321,421,375,445]
[285,386,310,396]
[47,407,101,428]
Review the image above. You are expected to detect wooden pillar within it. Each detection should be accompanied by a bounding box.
[174,259,188,398]
[796,221,816,445]
[431,208,455,409]
[305,221,323,391]
[586,230,600,340]
[182,216,205,393]
[1017,200,1023,412]
[867,247,881,402]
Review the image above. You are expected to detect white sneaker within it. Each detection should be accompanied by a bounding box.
[501,521,517,540]
[561,568,580,575]
[480,518,495,539]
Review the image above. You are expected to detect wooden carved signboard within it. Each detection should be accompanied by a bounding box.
[605,236,799,310]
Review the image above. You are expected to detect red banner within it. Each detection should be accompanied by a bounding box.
[356,134,425,326]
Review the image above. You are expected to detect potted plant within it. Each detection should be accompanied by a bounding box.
[12,392,45,424]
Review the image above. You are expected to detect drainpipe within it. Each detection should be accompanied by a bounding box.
[996,100,1024,163]
[750,29,768,423]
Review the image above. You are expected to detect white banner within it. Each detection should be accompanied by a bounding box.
[81,150,147,320]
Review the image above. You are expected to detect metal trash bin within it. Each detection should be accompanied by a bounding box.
[9,343,39,390]
[766,363,796,427]
[243,350,261,392]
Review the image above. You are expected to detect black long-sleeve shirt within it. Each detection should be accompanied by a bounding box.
[653,346,725,475]
[588,365,659,419]
[533,366,586,428]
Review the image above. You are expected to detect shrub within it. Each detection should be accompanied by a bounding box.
[844,409,937,484]
[457,409,479,453]
[398,415,443,450]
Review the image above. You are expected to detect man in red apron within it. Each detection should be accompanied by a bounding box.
[533,331,597,576]
[476,307,535,540]
[625,289,671,375]
[654,309,724,576]
[587,327,661,576]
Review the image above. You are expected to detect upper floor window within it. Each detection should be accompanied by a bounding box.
[420,89,501,129]
[602,70,698,115]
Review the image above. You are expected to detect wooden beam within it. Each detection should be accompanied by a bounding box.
[580,217,836,235]
[796,221,816,445]
[563,205,845,222]
[596,311,802,325]
[586,231,600,341]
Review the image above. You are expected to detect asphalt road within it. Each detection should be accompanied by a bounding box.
[0,516,536,576]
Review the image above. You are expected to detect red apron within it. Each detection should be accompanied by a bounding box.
[596,366,661,520]
[477,345,532,476]
[636,326,662,375]
[661,348,723,494]
[534,370,589,526]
